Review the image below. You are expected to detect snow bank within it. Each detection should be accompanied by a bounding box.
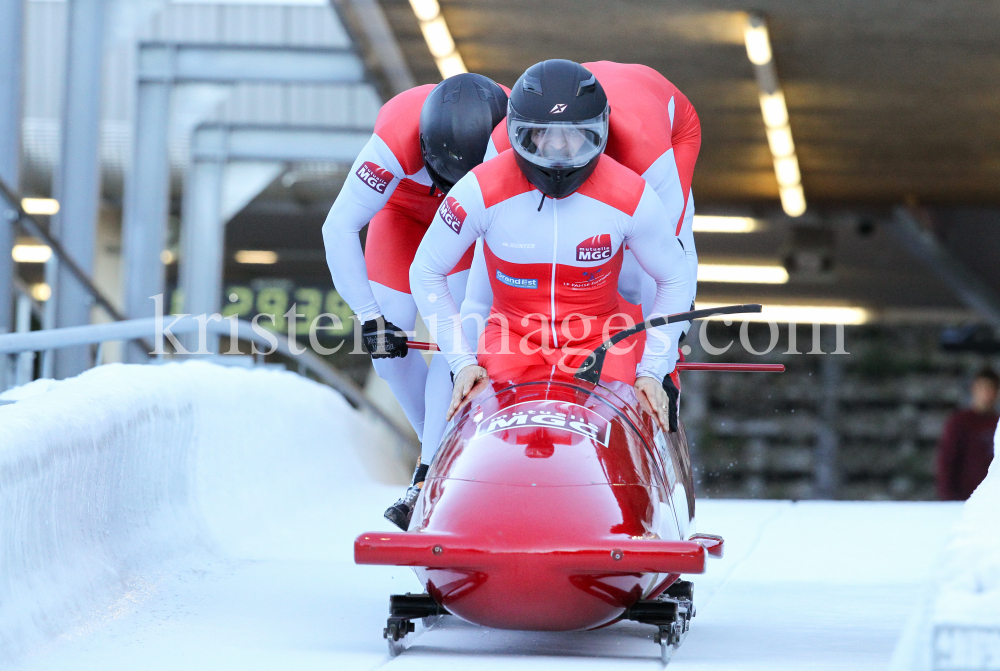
[890,423,1000,670]
[0,362,402,663]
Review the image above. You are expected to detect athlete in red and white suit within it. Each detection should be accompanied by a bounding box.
[472,61,701,322]
[321,85,476,444]
[410,150,692,402]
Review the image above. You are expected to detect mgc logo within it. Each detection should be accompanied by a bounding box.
[576,234,612,261]
[355,161,393,193]
[439,196,467,234]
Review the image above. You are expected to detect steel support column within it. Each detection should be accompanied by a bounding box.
[0,0,25,388]
[45,0,107,379]
[120,75,171,362]
[178,156,225,353]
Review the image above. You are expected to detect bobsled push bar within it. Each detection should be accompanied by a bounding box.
[405,303,784,380]
[574,303,766,384]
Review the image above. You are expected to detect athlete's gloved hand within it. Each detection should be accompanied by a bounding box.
[361,317,409,359]
[662,372,680,433]
[447,365,489,420]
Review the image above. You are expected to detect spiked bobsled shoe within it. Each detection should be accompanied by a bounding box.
[384,462,429,531]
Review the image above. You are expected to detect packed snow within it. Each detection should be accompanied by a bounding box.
[0,362,971,669]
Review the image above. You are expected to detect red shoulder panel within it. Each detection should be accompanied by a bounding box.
[471,149,534,208]
[490,120,511,153]
[575,155,646,216]
[583,61,682,176]
[373,84,436,176]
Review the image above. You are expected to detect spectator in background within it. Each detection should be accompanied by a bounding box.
[937,368,999,500]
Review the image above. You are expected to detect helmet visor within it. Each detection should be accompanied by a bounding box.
[508,108,609,170]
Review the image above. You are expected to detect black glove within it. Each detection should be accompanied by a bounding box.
[361,318,409,359]
[662,373,679,433]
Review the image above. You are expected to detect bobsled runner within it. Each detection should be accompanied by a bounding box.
[355,305,780,663]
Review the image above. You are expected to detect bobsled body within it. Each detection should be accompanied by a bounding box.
[356,367,703,632]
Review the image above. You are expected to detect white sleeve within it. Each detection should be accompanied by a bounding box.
[321,134,405,321]
[623,185,693,381]
[410,175,488,374]
[459,238,493,346]
[483,136,499,161]
[678,189,698,301]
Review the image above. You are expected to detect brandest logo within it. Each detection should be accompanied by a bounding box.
[355,161,393,193]
[576,234,612,261]
[474,400,611,446]
[439,196,467,234]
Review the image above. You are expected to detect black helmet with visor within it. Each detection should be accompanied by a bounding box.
[507,60,609,199]
[419,73,508,194]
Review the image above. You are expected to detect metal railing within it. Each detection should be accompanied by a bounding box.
[0,316,418,453]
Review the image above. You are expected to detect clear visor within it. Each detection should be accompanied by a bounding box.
[508,108,609,169]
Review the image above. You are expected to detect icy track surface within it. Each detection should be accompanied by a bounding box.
[3,363,962,671]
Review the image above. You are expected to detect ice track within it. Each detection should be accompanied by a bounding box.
[1,363,962,670]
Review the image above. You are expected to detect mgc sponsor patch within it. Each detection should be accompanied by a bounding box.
[355,161,393,193]
[576,234,613,261]
[439,196,467,234]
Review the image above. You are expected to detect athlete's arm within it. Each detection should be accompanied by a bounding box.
[624,185,692,380]
[410,175,488,374]
[321,134,404,321]
[458,238,493,345]
[678,190,697,300]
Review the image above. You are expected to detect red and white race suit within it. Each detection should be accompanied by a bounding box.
[321,85,474,320]
[481,61,701,313]
[320,85,476,452]
[410,150,692,386]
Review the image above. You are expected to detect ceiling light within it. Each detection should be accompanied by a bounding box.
[743,21,772,65]
[12,244,52,263]
[234,250,278,264]
[30,283,52,302]
[746,13,806,218]
[408,0,440,22]
[692,216,758,233]
[436,52,467,78]
[420,16,455,59]
[779,185,807,217]
[773,155,801,187]
[766,126,795,157]
[759,91,788,129]
[408,0,466,79]
[697,302,869,325]
[21,198,59,215]
[698,264,789,284]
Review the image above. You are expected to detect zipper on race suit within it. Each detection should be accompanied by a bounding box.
[550,198,559,348]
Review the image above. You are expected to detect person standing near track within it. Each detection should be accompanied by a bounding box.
[321,73,507,529]
[411,61,693,494]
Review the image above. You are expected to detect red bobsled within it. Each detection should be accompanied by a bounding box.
[355,305,773,658]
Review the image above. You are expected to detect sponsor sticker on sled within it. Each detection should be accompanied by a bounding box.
[439,196,467,234]
[474,401,611,446]
[355,161,393,193]
[576,234,612,262]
